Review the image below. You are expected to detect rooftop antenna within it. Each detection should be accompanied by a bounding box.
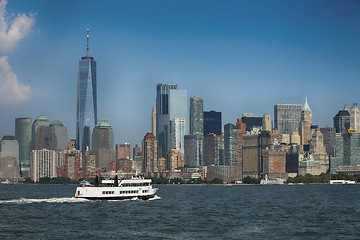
[86,25,89,56]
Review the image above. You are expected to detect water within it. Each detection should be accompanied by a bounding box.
[0,184,359,239]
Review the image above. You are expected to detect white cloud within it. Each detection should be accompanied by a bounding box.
[0,0,35,53]
[0,56,31,104]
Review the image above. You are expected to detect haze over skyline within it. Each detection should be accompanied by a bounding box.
[0,0,359,146]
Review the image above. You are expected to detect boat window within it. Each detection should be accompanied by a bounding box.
[102,191,105,194]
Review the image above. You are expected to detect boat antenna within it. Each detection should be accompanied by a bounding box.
[86,25,89,56]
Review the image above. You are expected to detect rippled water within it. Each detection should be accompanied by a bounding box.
[0,184,359,239]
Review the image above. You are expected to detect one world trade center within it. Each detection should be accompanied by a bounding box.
[76,26,97,153]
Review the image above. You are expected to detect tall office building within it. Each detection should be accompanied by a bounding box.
[274,104,302,135]
[350,103,360,132]
[47,120,69,151]
[91,122,115,168]
[92,122,114,150]
[333,105,350,133]
[151,106,156,136]
[331,132,360,173]
[190,96,204,138]
[15,118,32,163]
[204,111,222,137]
[76,26,97,153]
[299,97,312,146]
[32,115,50,150]
[0,136,19,165]
[156,83,187,157]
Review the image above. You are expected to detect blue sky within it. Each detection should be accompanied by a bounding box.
[0,0,360,146]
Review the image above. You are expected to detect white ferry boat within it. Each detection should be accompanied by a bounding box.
[74,176,157,200]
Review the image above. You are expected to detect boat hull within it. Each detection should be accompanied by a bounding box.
[76,194,156,201]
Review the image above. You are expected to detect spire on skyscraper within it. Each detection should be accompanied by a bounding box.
[86,25,89,56]
[303,96,311,112]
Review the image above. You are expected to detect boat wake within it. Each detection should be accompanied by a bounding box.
[0,197,89,204]
[0,195,161,204]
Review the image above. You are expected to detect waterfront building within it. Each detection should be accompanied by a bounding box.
[184,134,203,167]
[274,104,302,135]
[156,83,187,157]
[189,96,204,138]
[151,106,156,136]
[224,123,236,166]
[0,152,20,180]
[298,154,322,176]
[262,149,286,179]
[241,114,263,132]
[0,136,19,165]
[32,115,50,150]
[76,26,97,153]
[166,148,181,172]
[330,132,360,173]
[30,149,57,182]
[204,111,222,137]
[15,117,32,163]
[320,127,336,157]
[203,134,224,166]
[142,133,158,175]
[350,103,360,132]
[333,105,350,133]
[299,97,312,146]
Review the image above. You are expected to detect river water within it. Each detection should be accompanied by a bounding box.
[0,184,359,239]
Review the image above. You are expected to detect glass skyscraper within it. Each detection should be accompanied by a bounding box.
[156,84,187,157]
[76,27,97,153]
[204,111,222,137]
[15,117,32,163]
[190,96,204,138]
[274,104,302,135]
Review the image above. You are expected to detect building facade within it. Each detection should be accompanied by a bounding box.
[156,83,187,157]
[31,149,57,182]
[204,111,222,137]
[15,117,32,163]
[333,105,350,133]
[189,96,204,138]
[32,115,50,150]
[274,104,302,135]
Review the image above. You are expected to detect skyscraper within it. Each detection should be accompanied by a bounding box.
[333,104,350,133]
[274,104,302,135]
[151,106,156,136]
[350,103,360,132]
[204,111,222,137]
[76,26,97,153]
[32,115,50,150]
[47,120,69,151]
[15,117,32,163]
[0,136,19,165]
[189,96,204,138]
[156,83,187,157]
[299,97,312,146]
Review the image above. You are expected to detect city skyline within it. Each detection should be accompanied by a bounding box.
[0,0,360,147]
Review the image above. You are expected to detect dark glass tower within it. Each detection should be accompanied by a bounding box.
[76,26,97,153]
[204,111,222,137]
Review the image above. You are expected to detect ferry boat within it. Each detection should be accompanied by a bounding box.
[74,176,157,200]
